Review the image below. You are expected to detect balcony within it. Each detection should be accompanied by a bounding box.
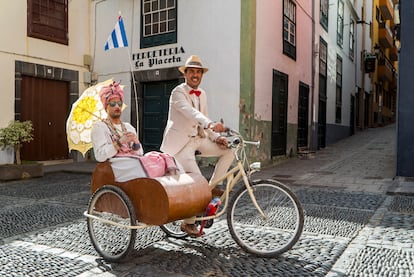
[378,58,394,82]
[388,45,398,61]
[379,22,393,48]
[379,0,394,20]
[389,73,398,91]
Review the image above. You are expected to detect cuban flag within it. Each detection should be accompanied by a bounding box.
[104,15,128,51]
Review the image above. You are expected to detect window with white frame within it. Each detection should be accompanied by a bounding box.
[337,0,344,46]
[283,0,296,60]
[141,0,177,48]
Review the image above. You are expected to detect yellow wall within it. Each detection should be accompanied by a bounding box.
[0,1,92,127]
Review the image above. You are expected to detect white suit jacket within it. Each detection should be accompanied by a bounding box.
[160,83,219,156]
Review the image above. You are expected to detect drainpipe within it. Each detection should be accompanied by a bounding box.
[310,0,316,151]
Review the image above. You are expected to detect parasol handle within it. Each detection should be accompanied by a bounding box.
[78,106,104,121]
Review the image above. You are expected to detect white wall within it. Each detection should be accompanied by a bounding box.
[92,0,241,129]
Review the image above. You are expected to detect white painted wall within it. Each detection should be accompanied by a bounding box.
[324,0,370,127]
[340,2,358,127]
[92,0,241,129]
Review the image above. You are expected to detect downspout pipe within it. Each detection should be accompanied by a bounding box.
[310,0,316,151]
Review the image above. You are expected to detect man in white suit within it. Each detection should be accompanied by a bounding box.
[160,55,234,237]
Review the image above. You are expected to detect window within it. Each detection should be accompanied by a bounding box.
[336,55,343,123]
[337,0,344,46]
[349,20,355,60]
[319,38,328,99]
[319,39,327,79]
[283,0,296,60]
[141,0,177,48]
[27,0,68,45]
[320,0,329,30]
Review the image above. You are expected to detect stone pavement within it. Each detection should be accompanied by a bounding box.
[44,123,413,195]
[1,123,414,276]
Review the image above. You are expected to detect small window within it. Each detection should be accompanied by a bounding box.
[141,0,177,48]
[319,38,328,100]
[27,0,68,45]
[349,20,355,60]
[337,0,344,46]
[319,40,327,78]
[283,0,296,60]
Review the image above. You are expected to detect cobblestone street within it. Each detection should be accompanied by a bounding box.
[1,124,413,276]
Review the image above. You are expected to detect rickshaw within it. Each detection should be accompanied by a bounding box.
[84,129,304,262]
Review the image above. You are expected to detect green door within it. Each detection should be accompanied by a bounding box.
[297,82,309,148]
[271,70,288,156]
[142,80,179,152]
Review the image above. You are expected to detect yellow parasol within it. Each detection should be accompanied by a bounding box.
[66,79,114,156]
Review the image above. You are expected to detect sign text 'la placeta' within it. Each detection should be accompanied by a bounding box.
[132,46,185,69]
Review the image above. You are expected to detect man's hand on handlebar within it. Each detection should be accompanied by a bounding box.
[215,136,228,149]
[208,122,227,133]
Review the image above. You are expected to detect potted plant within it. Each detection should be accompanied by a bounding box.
[0,120,43,180]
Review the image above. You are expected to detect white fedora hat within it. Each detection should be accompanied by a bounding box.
[178,55,209,74]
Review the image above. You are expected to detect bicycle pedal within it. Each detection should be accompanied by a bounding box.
[204,219,214,228]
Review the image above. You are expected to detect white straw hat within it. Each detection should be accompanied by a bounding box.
[178,55,209,74]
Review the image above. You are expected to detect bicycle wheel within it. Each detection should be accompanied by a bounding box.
[160,220,188,238]
[227,180,304,257]
[87,185,137,262]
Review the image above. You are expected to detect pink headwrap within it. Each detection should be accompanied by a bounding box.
[99,81,124,108]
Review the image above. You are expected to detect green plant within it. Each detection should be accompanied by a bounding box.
[0,120,34,165]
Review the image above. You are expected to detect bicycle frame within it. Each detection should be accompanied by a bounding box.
[194,136,266,222]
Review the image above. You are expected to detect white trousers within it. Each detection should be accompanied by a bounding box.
[174,136,234,224]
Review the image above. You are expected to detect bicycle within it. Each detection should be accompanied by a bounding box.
[84,129,304,262]
[160,129,304,256]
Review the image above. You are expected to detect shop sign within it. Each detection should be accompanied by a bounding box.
[132,46,185,70]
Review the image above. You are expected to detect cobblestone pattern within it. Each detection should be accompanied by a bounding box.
[328,196,414,277]
[1,124,413,277]
[0,172,394,277]
[0,241,95,277]
[0,203,84,238]
[345,246,414,277]
[0,173,91,241]
[0,172,90,199]
[389,195,414,213]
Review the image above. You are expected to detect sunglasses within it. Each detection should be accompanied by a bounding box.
[108,101,123,107]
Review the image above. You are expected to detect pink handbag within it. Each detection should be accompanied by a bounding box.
[138,151,178,178]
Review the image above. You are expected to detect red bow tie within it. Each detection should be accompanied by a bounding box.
[190,90,201,97]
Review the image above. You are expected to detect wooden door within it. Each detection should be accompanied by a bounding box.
[141,80,179,152]
[271,70,288,156]
[318,98,327,149]
[20,76,69,161]
[350,95,355,135]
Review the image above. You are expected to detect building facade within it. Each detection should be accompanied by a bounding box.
[0,0,91,163]
[91,0,316,164]
[369,0,399,127]
[314,0,373,148]
[0,0,389,167]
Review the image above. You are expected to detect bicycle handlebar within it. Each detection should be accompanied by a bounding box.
[244,140,261,148]
[224,129,260,149]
